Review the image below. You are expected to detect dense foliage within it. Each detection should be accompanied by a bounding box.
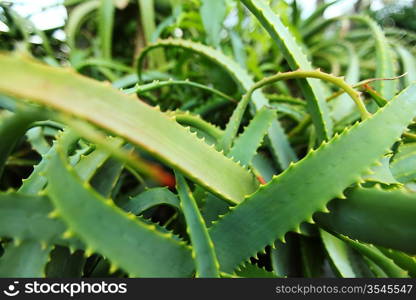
[0,0,416,278]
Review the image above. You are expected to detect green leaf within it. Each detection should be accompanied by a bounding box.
[90,151,126,197]
[235,263,275,278]
[241,0,333,141]
[129,79,235,104]
[46,144,194,277]
[209,84,416,272]
[330,43,360,122]
[229,107,276,166]
[19,130,78,195]
[201,193,230,227]
[396,45,416,87]
[0,192,72,245]
[337,235,408,278]
[378,247,416,278]
[220,69,370,152]
[200,0,226,48]
[271,237,299,277]
[26,127,51,156]
[98,0,114,59]
[363,156,399,185]
[175,172,219,278]
[0,241,51,278]
[137,39,297,169]
[138,0,165,68]
[391,143,416,183]
[350,15,396,100]
[300,236,325,277]
[0,53,256,204]
[121,187,180,215]
[46,246,86,278]
[316,185,416,254]
[320,229,368,278]
[66,0,100,49]
[0,108,44,179]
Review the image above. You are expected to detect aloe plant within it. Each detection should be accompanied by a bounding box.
[0,0,416,278]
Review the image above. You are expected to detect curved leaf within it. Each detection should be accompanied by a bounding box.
[176,172,219,278]
[121,187,180,215]
[317,185,416,254]
[0,53,256,204]
[137,39,297,169]
[0,241,51,278]
[0,192,71,245]
[241,0,333,141]
[229,107,276,166]
[350,15,396,100]
[209,84,416,272]
[46,143,194,277]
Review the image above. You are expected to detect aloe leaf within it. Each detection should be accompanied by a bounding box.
[230,30,247,67]
[46,145,194,277]
[316,185,416,254]
[391,143,416,183]
[66,0,100,49]
[0,241,51,277]
[220,69,370,152]
[46,246,86,278]
[127,79,235,103]
[241,0,332,141]
[365,258,388,277]
[176,172,220,278]
[167,110,223,142]
[363,156,399,185]
[19,131,78,194]
[76,138,124,183]
[137,39,297,169]
[330,43,360,122]
[0,53,256,204]
[121,187,180,215]
[0,192,78,247]
[350,15,396,100]
[61,118,177,187]
[0,108,44,179]
[229,107,276,166]
[98,0,114,60]
[20,130,121,195]
[138,0,156,43]
[201,193,230,227]
[378,247,416,278]
[271,237,299,277]
[90,154,125,198]
[235,263,275,278]
[26,127,51,156]
[137,0,165,68]
[320,229,367,278]
[300,236,325,277]
[396,45,416,87]
[268,94,306,106]
[272,103,306,122]
[209,84,416,272]
[200,0,226,48]
[337,235,408,278]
